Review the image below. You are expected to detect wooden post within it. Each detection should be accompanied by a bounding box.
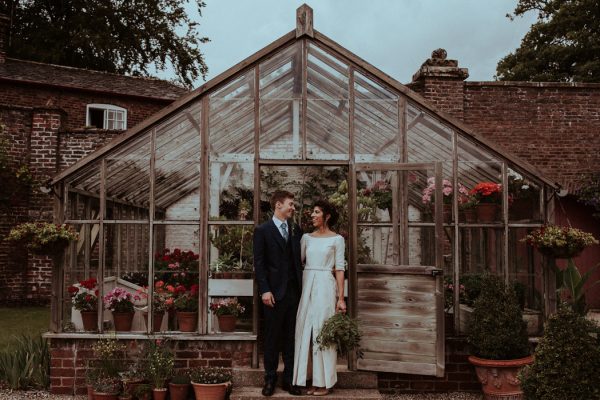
[296,4,314,38]
[50,182,65,332]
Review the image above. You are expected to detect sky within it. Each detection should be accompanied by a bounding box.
[173,0,537,88]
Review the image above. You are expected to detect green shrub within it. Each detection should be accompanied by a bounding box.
[0,335,50,389]
[520,307,600,400]
[466,275,529,360]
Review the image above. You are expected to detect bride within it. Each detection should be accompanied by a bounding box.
[292,199,346,396]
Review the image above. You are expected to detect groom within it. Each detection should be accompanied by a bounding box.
[253,190,303,396]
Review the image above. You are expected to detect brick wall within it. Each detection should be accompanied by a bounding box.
[0,82,171,131]
[49,338,254,395]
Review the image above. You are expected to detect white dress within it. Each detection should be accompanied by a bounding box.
[292,234,345,389]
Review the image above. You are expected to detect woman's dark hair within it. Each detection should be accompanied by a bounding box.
[313,199,339,228]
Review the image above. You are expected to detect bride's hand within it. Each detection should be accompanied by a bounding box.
[336,299,346,314]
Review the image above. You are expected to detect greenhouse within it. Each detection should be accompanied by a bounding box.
[49,5,556,377]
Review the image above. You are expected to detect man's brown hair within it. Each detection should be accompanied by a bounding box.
[270,190,295,210]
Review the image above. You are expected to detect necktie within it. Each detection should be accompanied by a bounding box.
[281,222,289,241]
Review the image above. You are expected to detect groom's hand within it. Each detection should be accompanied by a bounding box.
[262,292,275,307]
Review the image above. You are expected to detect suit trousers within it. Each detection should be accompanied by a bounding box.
[263,281,300,384]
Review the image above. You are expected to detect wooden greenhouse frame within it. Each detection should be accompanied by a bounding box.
[49,5,558,375]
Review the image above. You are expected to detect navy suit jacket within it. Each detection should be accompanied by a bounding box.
[253,219,303,301]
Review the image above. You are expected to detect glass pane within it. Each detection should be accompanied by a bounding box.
[259,165,349,230]
[259,43,302,160]
[64,223,100,332]
[103,223,150,333]
[210,72,254,156]
[459,227,504,277]
[155,102,202,220]
[153,224,200,332]
[358,226,395,265]
[66,164,101,220]
[354,71,400,162]
[407,103,453,163]
[508,167,542,222]
[209,225,254,279]
[356,170,394,223]
[307,43,349,160]
[209,162,253,221]
[106,132,152,220]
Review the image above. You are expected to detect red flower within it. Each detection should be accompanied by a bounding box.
[190,284,199,296]
[175,285,186,294]
[68,286,79,296]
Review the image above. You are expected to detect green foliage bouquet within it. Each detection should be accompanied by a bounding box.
[6,222,78,255]
[316,313,363,357]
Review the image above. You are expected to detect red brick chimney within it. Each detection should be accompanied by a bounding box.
[0,14,9,63]
[410,49,469,120]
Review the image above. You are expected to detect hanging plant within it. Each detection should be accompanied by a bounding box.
[5,222,78,256]
[522,225,598,259]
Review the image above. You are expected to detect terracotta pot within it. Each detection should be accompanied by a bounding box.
[177,311,197,332]
[191,381,231,400]
[476,203,499,223]
[152,388,167,400]
[468,355,533,400]
[87,384,94,400]
[143,312,164,332]
[81,310,98,331]
[168,382,190,400]
[93,392,119,400]
[217,315,236,332]
[231,272,245,279]
[211,272,223,279]
[112,311,134,331]
[221,272,233,279]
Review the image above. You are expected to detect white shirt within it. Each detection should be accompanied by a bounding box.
[272,216,288,239]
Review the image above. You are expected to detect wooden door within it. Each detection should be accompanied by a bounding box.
[350,163,445,377]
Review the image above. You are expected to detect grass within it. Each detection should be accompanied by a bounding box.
[0,306,51,351]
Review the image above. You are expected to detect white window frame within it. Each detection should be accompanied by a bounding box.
[86,104,127,130]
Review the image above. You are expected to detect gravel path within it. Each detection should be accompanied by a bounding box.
[383,393,482,400]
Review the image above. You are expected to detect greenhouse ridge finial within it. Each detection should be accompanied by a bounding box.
[296,4,314,38]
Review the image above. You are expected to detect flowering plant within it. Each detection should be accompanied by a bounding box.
[103,287,137,313]
[135,280,174,313]
[209,297,245,317]
[422,177,454,205]
[68,277,99,311]
[189,366,232,384]
[508,170,534,201]
[470,182,502,204]
[6,222,78,254]
[142,340,174,389]
[154,248,199,288]
[361,179,392,210]
[522,225,598,258]
[173,284,199,312]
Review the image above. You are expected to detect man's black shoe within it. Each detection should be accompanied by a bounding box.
[281,383,302,396]
[262,380,275,396]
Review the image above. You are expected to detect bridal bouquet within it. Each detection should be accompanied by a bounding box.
[316,313,363,357]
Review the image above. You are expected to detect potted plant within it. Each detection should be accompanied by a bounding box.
[174,285,199,332]
[421,177,455,222]
[142,340,174,400]
[5,222,78,256]
[520,307,600,400]
[466,274,532,399]
[133,384,153,400]
[104,287,138,331]
[189,366,232,400]
[470,182,502,222]
[93,376,122,400]
[458,187,478,223]
[85,368,99,400]
[523,224,598,259]
[316,312,363,358]
[137,280,172,332]
[168,372,191,400]
[209,297,245,332]
[68,277,99,331]
[92,338,127,380]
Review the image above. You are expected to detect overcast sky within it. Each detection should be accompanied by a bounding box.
[174,0,537,88]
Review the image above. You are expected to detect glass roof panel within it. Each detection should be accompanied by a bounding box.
[354,71,400,162]
[259,42,302,159]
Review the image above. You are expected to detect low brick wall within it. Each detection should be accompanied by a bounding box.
[377,337,480,393]
[49,337,254,395]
